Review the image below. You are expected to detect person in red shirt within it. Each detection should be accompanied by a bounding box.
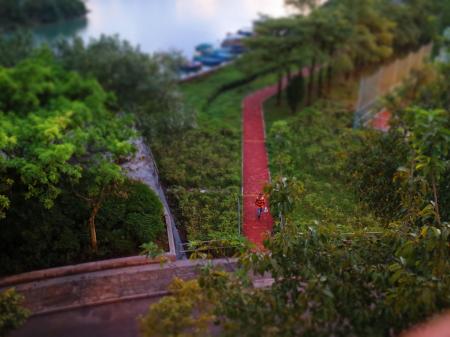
[255,193,266,220]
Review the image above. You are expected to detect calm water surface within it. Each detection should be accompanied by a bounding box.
[34,0,291,57]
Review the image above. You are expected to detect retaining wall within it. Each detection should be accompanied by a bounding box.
[0,258,236,316]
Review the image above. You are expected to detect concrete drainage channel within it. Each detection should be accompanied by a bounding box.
[122,137,185,259]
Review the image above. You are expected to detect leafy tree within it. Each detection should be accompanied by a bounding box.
[383,1,423,53]
[76,165,127,251]
[286,74,306,113]
[140,278,216,337]
[243,17,298,105]
[301,8,345,104]
[55,35,195,139]
[285,0,319,13]
[143,221,449,337]
[0,52,135,251]
[338,0,395,71]
[0,31,33,67]
[407,108,450,226]
[0,288,29,336]
[348,130,408,220]
[264,176,305,228]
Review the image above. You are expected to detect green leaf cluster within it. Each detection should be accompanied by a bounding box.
[0,288,29,337]
[0,54,167,274]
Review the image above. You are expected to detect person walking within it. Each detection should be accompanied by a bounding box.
[255,193,266,220]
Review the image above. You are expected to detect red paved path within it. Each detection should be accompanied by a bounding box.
[370,108,391,132]
[242,80,288,248]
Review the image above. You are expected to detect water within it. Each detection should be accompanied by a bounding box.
[33,0,290,58]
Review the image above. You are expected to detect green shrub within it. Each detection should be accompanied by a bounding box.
[152,128,240,189]
[0,288,29,336]
[0,180,166,275]
[168,186,240,242]
[265,98,380,230]
[347,129,409,221]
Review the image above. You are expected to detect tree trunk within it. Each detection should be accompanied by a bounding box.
[431,174,441,226]
[317,68,324,98]
[307,54,317,106]
[326,63,333,92]
[88,202,101,252]
[326,50,334,92]
[276,72,282,106]
[345,71,351,81]
[286,67,292,82]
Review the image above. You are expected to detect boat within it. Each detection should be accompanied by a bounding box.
[195,43,214,54]
[193,55,223,67]
[222,34,243,47]
[206,48,235,61]
[221,34,247,54]
[237,28,253,37]
[226,44,246,54]
[179,61,203,73]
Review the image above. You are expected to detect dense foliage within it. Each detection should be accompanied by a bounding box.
[349,63,450,225]
[265,79,381,230]
[0,32,33,68]
[142,10,450,329]
[0,288,29,336]
[142,214,448,336]
[153,127,241,240]
[242,0,450,107]
[150,0,450,251]
[142,62,450,336]
[0,52,166,275]
[0,0,87,29]
[55,35,195,140]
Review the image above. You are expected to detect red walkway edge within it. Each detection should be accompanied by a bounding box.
[242,80,287,248]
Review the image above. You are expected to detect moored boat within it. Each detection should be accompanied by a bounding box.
[179,61,203,72]
[195,43,214,54]
[193,55,223,66]
[207,48,235,61]
[226,44,246,54]
[222,34,243,47]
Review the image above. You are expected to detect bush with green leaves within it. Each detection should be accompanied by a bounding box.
[0,179,165,276]
[194,221,449,337]
[0,31,33,68]
[0,53,167,275]
[152,127,241,245]
[152,128,240,189]
[348,64,450,225]
[143,220,449,337]
[98,181,166,249]
[0,288,29,336]
[55,35,195,140]
[167,186,240,243]
[265,97,380,231]
[347,129,408,221]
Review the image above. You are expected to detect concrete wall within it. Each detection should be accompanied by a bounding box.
[0,259,236,316]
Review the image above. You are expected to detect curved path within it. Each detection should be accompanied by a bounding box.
[242,81,287,248]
